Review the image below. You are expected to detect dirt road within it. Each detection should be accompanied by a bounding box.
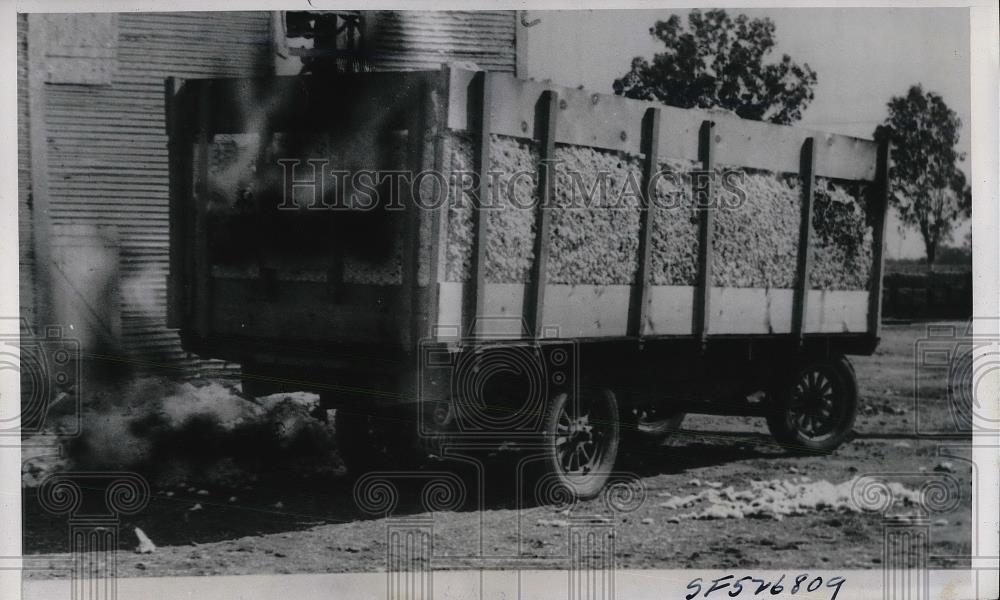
[22,322,974,577]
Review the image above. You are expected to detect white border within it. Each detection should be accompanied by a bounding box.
[1,2,997,600]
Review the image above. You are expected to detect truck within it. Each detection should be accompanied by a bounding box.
[165,67,890,499]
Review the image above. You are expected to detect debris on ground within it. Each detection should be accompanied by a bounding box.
[134,528,157,554]
[860,400,908,416]
[536,519,569,528]
[654,477,925,521]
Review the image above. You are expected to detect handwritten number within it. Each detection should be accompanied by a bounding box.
[826,576,845,600]
[730,576,753,597]
[686,578,703,600]
[770,574,785,595]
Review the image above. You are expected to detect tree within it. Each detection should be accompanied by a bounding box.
[613,9,817,125]
[879,85,971,266]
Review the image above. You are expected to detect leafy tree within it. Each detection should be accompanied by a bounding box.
[879,85,971,265]
[613,9,817,124]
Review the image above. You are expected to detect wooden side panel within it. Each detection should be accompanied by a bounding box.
[446,70,879,180]
[435,283,870,339]
[211,279,407,344]
[806,290,871,333]
[709,288,794,335]
[645,286,696,335]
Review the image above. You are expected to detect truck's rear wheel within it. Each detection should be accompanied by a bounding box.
[541,387,620,499]
[629,407,686,448]
[766,356,857,454]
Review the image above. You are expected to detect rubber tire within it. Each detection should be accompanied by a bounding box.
[333,406,422,476]
[540,387,621,500]
[630,411,686,448]
[766,355,858,454]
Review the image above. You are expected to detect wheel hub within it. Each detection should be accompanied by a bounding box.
[790,369,838,438]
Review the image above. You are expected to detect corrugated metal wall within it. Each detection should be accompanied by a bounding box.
[24,10,517,374]
[367,11,516,72]
[38,12,272,371]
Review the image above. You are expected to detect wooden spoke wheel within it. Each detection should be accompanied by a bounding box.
[766,356,858,454]
[542,387,621,499]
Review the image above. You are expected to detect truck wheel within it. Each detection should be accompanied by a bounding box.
[541,387,621,500]
[629,408,686,448]
[333,406,421,476]
[766,356,858,454]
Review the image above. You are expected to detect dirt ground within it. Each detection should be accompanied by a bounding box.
[22,321,975,578]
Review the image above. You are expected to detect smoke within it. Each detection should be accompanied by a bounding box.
[46,378,338,489]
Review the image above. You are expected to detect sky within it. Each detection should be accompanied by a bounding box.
[522,8,972,259]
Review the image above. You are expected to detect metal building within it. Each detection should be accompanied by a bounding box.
[18,10,520,374]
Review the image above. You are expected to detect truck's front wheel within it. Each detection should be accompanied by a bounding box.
[541,387,621,499]
[766,355,858,454]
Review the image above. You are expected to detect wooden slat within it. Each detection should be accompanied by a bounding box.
[792,137,817,344]
[464,71,492,338]
[629,107,661,337]
[694,120,716,347]
[446,69,878,181]
[436,282,872,340]
[868,134,893,336]
[525,90,559,337]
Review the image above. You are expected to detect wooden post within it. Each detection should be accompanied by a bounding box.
[193,81,212,338]
[868,134,892,338]
[525,90,559,338]
[424,66,451,341]
[403,78,430,350]
[629,107,661,338]
[792,137,817,345]
[464,71,492,339]
[694,120,716,348]
[165,77,188,330]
